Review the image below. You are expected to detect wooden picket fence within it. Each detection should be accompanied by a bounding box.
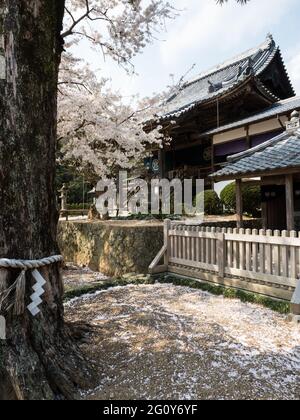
[149,220,300,302]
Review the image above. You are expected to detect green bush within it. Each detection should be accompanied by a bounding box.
[194,190,223,215]
[220,182,261,217]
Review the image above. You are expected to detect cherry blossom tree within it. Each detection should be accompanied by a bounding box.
[62,0,175,68]
[57,53,176,180]
[57,0,178,181]
[58,0,250,180]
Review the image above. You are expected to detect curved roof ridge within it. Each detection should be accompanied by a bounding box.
[185,34,275,87]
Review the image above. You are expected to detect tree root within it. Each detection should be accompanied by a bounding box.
[0,268,98,400]
[0,324,98,400]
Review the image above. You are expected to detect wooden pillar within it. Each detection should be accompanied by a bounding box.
[285,174,295,231]
[217,233,226,278]
[261,202,268,230]
[158,149,165,179]
[211,140,215,190]
[245,125,251,149]
[291,281,300,316]
[164,219,171,266]
[236,179,243,229]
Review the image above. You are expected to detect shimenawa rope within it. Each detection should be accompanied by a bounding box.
[0,255,63,316]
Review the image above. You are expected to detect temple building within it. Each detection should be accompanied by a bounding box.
[149,35,298,191]
[210,110,300,232]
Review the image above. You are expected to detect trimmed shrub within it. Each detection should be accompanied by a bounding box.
[194,190,223,215]
[220,182,261,217]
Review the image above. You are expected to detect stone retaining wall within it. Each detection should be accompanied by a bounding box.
[58,219,261,277]
[58,221,163,277]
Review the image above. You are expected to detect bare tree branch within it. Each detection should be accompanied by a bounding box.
[62,1,94,38]
[58,80,93,94]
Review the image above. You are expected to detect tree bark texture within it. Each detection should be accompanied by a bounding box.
[0,1,94,400]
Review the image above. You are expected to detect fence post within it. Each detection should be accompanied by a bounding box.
[290,279,300,320]
[164,219,171,266]
[217,233,226,278]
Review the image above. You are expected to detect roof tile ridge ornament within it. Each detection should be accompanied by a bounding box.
[184,36,276,87]
[244,57,254,76]
[266,33,276,48]
[286,110,300,134]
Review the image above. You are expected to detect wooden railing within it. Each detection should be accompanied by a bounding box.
[150,220,300,310]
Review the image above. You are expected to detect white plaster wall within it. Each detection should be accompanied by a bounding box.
[213,117,288,145]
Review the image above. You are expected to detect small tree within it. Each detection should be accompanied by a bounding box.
[220,182,261,217]
[194,190,223,215]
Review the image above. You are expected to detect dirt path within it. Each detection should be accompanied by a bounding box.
[65,284,300,400]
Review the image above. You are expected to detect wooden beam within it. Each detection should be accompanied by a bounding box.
[236,179,243,229]
[168,266,293,302]
[261,176,286,186]
[149,244,168,274]
[285,174,295,231]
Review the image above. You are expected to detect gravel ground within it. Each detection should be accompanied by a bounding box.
[65,283,300,400]
[63,265,109,292]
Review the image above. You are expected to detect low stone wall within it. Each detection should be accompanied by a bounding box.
[58,220,163,277]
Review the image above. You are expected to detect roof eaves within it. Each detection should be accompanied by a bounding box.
[210,129,300,179]
[253,77,280,102]
[211,162,300,181]
[159,36,285,123]
[255,45,278,77]
[277,48,296,96]
[201,97,300,136]
[160,75,253,122]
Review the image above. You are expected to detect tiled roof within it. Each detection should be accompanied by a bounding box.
[202,96,300,136]
[211,128,300,180]
[160,35,293,121]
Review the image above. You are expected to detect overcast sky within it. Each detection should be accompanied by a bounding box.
[75,0,300,99]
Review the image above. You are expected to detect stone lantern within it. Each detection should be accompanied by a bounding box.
[59,183,68,212]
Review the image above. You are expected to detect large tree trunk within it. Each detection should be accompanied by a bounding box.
[0,1,94,400]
